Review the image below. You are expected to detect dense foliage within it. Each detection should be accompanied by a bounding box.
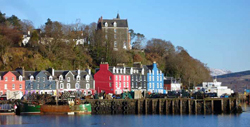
[0,11,211,88]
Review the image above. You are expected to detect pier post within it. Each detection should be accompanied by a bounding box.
[221,99,224,113]
[137,100,140,114]
[172,100,175,114]
[211,100,214,113]
[180,99,182,114]
[159,99,161,114]
[188,99,191,114]
[152,100,154,114]
[229,99,231,112]
[195,100,197,114]
[165,100,168,114]
[145,99,147,114]
[203,100,206,114]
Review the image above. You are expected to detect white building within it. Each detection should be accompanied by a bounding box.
[195,79,234,97]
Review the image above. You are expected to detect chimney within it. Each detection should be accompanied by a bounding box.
[77,69,80,75]
[22,66,25,78]
[100,63,109,70]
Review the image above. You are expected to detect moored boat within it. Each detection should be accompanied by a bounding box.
[0,104,15,115]
[20,103,41,114]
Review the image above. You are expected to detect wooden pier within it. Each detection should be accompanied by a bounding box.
[81,98,242,114]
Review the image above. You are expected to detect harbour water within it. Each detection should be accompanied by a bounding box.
[0,104,250,127]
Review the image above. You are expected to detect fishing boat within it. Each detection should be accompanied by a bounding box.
[20,103,41,114]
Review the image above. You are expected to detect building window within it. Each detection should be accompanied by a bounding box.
[49,85,51,89]
[43,77,45,82]
[37,77,40,82]
[77,76,80,81]
[12,84,15,89]
[160,76,162,81]
[119,75,121,80]
[30,84,33,89]
[67,83,70,89]
[86,83,90,89]
[37,84,39,89]
[105,22,108,27]
[132,82,134,88]
[119,82,121,88]
[152,83,154,88]
[114,34,116,39]
[20,84,22,89]
[109,76,112,80]
[149,83,151,88]
[109,82,112,87]
[60,83,64,89]
[12,77,14,81]
[136,82,138,88]
[123,82,126,87]
[149,76,151,81]
[123,76,125,81]
[127,76,129,81]
[116,82,118,88]
[75,83,79,89]
[160,83,162,88]
[0,91,2,95]
[157,83,159,88]
[132,76,134,81]
[86,75,89,81]
[67,77,70,82]
[43,84,46,88]
[157,76,159,81]
[152,76,154,81]
[5,77,8,81]
[114,41,117,48]
[105,34,108,39]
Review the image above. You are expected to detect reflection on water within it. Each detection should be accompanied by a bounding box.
[0,104,250,127]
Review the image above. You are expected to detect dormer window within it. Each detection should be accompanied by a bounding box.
[59,75,63,80]
[37,77,40,82]
[67,77,70,82]
[113,22,117,27]
[19,76,23,81]
[12,77,14,81]
[30,76,34,81]
[43,77,45,82]
[113,67,116,73]
[77,75,80,81]
[49,76,53,81]
[86,75,90,81]
[5,77,8,81]
[105,22,108,27]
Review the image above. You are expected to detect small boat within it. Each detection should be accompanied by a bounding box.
[0,104,15,115]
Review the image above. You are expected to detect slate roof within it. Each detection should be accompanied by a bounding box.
[101,19,128,27]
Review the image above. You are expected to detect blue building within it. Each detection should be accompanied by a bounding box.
[147,62,166,94]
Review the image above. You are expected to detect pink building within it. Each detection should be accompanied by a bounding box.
[94,63,130,94]
[0,71,25,95]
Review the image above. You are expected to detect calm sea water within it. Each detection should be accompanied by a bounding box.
[1,104,250,127]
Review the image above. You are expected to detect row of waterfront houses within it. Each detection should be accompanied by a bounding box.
[0,62,181,97]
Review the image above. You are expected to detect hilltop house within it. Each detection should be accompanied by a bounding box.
[97,13,131,50]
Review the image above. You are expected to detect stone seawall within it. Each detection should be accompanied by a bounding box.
[81,98,241,114]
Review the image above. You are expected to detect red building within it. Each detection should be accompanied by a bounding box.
[0,71,25,95]
[94,63,130,94]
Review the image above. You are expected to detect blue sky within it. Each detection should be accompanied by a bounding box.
[1,0,250,72]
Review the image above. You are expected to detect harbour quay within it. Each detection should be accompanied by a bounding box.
[81,98,242,115]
